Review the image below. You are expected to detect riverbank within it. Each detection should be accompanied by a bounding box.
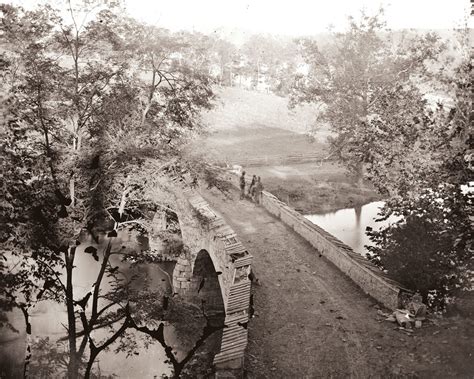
[263,175,380,214]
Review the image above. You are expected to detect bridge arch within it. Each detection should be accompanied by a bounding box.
[151,185,253,376]
[190,249,225,319]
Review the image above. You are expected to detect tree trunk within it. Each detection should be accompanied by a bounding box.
[84,315,129,379]
[354,205,362,227]
[69,177,75,207]
[65,247,78,379]
[256,59,260,90]
[84,349,99,379]
[220,58,224,86]
[20,307,31,379]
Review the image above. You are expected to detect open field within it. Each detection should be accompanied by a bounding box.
[199,126,328,167]
[196,87,378,213]
[199,87,331,166]
[202,86,328,136]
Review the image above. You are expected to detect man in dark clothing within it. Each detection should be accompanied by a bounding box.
[248,175,257,196]
[239,171,246,199]
[254,176,263,204]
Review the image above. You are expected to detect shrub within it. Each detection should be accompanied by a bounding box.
[367,212,472,310]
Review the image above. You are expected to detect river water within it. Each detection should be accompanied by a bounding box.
[305,201,392,256]
[0,230,177,378]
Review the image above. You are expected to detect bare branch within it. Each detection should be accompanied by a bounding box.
[36,259,67,294]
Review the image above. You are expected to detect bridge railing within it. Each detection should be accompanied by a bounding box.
[259,190,409,310]
[227,172,408,310]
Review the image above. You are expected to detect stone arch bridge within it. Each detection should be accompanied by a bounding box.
[151,187,253,376]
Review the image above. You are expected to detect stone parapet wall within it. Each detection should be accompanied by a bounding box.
[173,188,253,378]
[260,190,403,310]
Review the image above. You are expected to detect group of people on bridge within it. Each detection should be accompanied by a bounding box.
[239,171,264,203]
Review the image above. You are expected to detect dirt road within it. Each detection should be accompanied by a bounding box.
[201,187,474,379]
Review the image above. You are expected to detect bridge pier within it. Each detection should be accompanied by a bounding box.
[173,253,194,293]
[173,249,226,319]
[214,360,244,379]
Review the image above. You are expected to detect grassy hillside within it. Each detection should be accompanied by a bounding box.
[200,126,328,165]
[202,87,330,138]
[198,87,331,165]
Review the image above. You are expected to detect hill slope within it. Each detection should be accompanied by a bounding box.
[202,87,328,137]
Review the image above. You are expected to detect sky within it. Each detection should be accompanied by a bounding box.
[125,0,472,35]
[6,0,473,37]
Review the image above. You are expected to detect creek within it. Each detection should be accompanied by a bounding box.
[0,229,179,378]
[305,201,395,256]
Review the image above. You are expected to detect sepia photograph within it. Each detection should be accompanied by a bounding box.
[0,0,472,377]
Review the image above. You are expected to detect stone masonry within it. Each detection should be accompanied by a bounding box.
[161,187,254,378]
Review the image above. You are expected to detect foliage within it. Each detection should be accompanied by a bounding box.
[0,1,217,377]
[240,34,298,92]
[28,337,70,378]
[28,336,117,379]
[290,10,472,307]
[367,191,472,309]
[366,34,473,308]
[290,9,445,178]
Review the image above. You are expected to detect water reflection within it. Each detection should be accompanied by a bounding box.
[0,229,177,378]
[305,201,393,256]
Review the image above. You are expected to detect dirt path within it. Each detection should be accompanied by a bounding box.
[201,187,474,379]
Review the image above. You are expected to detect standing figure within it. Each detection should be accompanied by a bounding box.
[248,175,257,196]
[254,176,264,204]
[239,171,246,200]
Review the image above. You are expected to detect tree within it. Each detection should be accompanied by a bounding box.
[290,9,445,182]
[121,290,225,379]
[269,39,299,96]
[240,34,278,89]
[1,2,216,377]
[212,38,237,86]
[366,28,473,308]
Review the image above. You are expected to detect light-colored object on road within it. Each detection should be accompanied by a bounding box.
[394,309,415,328]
